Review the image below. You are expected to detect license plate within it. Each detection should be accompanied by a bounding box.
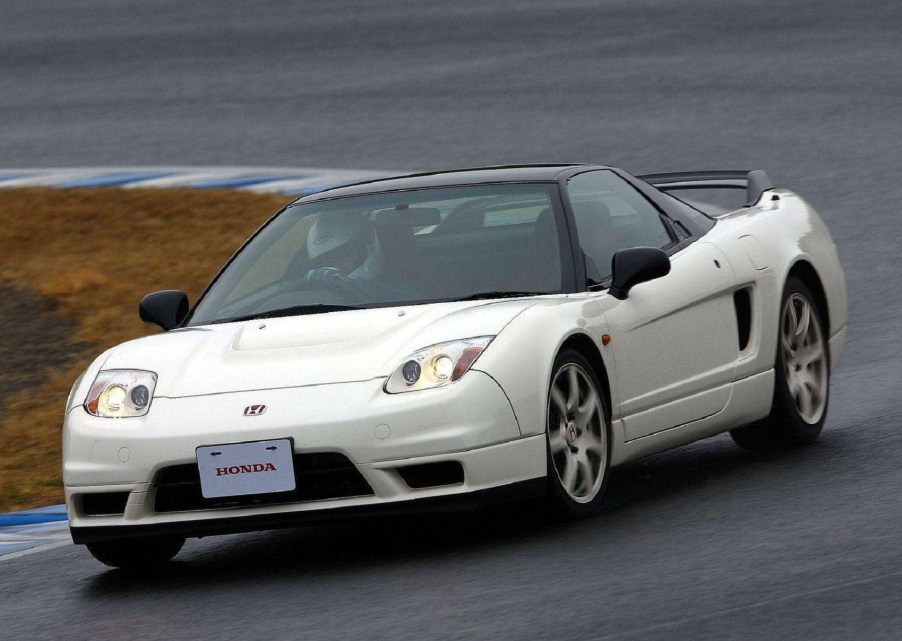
[196,439,295,499]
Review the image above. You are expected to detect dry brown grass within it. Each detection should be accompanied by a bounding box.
[0,188,290,511]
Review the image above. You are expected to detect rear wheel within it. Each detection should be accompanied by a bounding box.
[545,349,611,517]
[86,536,185,570]
[731,276,829,451]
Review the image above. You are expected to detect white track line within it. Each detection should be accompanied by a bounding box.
[0,539,72,562]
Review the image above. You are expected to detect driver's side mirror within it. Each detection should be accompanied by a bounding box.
[139,290,189,330]
[609,247,670,300]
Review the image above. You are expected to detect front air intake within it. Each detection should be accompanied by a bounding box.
[397,461,465,489]
[80,492,130,516]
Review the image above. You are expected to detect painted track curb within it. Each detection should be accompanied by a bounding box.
[0,506,70,559]
[0,505,68,527]
[0,166,399,195]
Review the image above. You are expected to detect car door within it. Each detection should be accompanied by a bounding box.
[565,169,739,441]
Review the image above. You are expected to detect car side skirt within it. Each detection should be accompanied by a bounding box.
[611,369,774,466]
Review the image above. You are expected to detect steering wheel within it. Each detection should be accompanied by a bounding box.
[301,268,366,303]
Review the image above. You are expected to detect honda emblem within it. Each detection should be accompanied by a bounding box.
[243,404,267,416]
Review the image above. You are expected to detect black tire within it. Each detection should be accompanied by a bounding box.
[731,276,830,452]
[86,536,185,570]
[544,349,612,517]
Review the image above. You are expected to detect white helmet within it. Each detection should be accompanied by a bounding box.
[307,212,382,278]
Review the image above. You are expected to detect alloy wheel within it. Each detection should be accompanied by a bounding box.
[548,363,607,503]
[781,293,828,424]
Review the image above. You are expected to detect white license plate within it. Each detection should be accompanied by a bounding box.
[196,439,295,499]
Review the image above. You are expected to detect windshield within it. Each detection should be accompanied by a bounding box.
[188,183,567,325]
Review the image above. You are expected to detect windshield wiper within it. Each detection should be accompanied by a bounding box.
[209,304,362,325]
[454,291,550,302]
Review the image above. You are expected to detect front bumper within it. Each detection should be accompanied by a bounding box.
[64,372,546,541]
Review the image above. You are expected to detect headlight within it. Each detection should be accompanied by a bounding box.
[385,337,493,393]
[84,370,158,417]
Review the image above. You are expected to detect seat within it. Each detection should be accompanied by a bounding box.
[376,225,417,283]
[374,224,444,297]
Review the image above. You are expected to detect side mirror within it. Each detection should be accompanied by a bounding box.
[609,247,670,300]
[139,290,189,330]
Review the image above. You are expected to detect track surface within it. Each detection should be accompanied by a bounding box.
[2,1,901,639]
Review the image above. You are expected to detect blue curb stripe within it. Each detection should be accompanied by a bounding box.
[0,504,68,528]
[0,514,68,527]
[189,175,309,189]
[59,171,177,188]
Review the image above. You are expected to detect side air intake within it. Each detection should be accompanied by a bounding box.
[733,288,753,352]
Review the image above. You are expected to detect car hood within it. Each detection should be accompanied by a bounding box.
[100,299,538,397]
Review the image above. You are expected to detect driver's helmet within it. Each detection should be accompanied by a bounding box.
[307,212,382,278]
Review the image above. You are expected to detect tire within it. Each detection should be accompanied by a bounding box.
[544,349,611,517]
[86,536,185,570]
[731,276,830,452]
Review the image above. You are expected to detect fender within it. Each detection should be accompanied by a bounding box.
[472,295,625,456]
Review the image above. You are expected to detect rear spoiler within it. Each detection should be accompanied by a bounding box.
[637,170,774,207]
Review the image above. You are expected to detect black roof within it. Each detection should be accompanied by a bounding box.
[293,163,610,203]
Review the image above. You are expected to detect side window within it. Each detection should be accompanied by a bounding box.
[567,170,673,278]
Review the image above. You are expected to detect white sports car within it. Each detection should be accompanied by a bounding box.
[63,165,847,568]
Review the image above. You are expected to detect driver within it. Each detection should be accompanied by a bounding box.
[304,212,420,300]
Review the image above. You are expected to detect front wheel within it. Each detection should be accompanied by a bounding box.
[731,276,830,451]
[86,536,185,570]
[545,349,611,517]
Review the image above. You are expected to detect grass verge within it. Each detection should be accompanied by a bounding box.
[0,188,289,511]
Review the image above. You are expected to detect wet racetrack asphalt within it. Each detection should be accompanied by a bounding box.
[1,1,901,639]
